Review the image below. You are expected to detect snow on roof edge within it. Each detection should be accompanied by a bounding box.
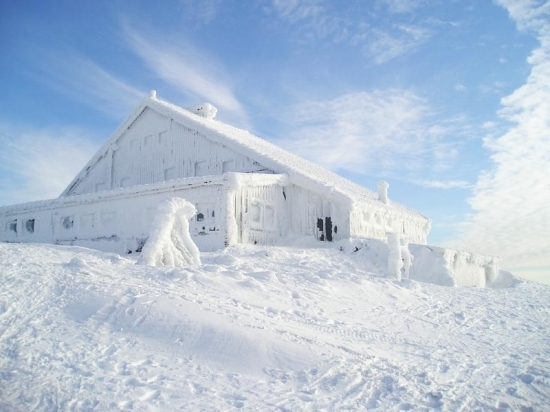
[0,173,291,216]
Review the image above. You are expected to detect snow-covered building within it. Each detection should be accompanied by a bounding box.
[0,92,502,286]
[0,92,430,254]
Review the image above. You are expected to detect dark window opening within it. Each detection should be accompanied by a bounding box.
[325,217,333,242]
[25,219,35,233]
[61,216,74,229]
[211,211,215,218]
[317,218,324,232]
[334,225,338,234]
[9,220,17,233]
[197,213,204,222]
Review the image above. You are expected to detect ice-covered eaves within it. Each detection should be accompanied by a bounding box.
[1,173,279,216]
[61,93,428,223]
[225,173,289,190]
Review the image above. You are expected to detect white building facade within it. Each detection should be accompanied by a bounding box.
[1,92,431,254]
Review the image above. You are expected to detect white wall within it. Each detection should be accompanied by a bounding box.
[0,182,228,254]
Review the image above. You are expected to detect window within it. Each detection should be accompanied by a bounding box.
[7,219,17,233]
[248,200,277,231]
[131,139,140,152]
[100,212,116,229]
[164,167,176,180]
[194,160,208,177]
[250,201,261,224]
[61,216,74,230]
[222,160,235,173]
[25,219,35,233]
[120,177,131,188]
[264,206,275,229]
[80,214,95,230]
[197,213,205,222]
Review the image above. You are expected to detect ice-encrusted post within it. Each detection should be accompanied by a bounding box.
[387,232,403,281]
[139,198,201,267]
[400,237,413,280]
[378,181,389,204]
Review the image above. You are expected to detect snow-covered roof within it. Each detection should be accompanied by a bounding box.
[62,93,428,222]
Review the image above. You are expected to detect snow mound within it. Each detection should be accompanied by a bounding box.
[138,198,201,267]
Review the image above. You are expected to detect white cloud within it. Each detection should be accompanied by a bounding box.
[452,0,550,273]
[122,23,248,125]
[277,90,455,175]
[32,55,145,119]
[0,126,99,206]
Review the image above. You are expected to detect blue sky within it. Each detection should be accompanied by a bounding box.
[1,0,549,283]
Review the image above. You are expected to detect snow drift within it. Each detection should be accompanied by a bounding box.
[0,242,547,411]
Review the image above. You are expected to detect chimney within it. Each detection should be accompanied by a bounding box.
[378,181,389,204]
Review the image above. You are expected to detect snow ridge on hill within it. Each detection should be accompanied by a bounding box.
[0,242,549,411]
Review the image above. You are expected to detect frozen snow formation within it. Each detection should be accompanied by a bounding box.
[186,102,218,119]
[138,198,201,267]
[387,232,403,280]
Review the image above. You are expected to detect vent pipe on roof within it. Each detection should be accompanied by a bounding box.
[378,181,389,204]
[186,103,218,120]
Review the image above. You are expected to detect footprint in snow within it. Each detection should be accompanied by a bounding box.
[519,373,534,384]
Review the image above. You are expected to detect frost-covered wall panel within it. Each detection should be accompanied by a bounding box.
[66,108,275,196]
[350,203,429,244]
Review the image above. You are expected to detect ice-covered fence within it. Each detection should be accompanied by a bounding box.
[139,198,201,267]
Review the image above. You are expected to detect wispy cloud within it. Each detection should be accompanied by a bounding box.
[366,24,432,64]
[277,90,456,175]
[377,0,428,14]
[122,23,248,125]
[452,0,550,273]
[414,179,471,189]
[31,54,144,119]
[0,125,99,206]
[267,0,435,64]
[180,0,221,25]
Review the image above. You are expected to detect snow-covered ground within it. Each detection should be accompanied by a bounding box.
[1,242,548,411]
